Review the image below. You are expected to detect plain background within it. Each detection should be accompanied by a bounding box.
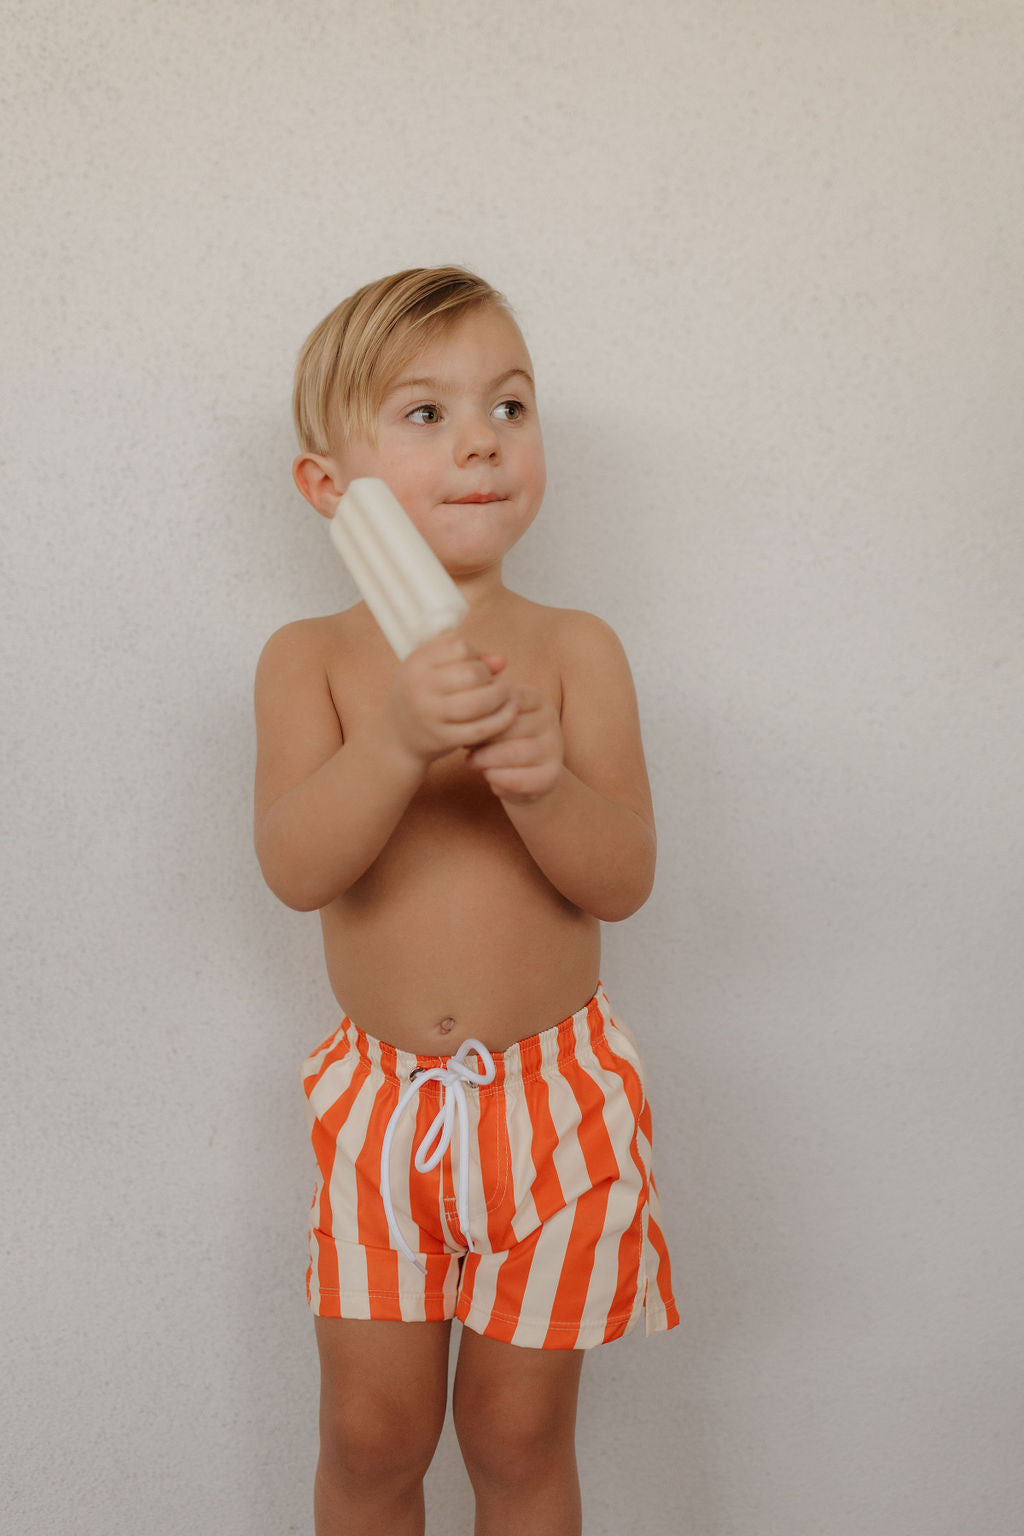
[3,2,1023,1533]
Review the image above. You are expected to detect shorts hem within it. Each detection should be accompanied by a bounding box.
[457,1300,657,1351]
[310,1288,455,1322]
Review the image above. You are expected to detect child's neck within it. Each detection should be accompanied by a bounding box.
[451,563,514,615]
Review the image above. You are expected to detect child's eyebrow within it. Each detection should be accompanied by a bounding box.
[385,367,534,397]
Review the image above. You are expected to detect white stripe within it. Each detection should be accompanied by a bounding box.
[511,1203,574,1346]
[437,1188,461,1253]
[467,1245,504,1332]
[589,1167,645,1332]
[593,1027,654,1334]
[342,1241,371,1319]
[376,1074,422,1299]
[545,1058,593,1212]
[571,1047,629,1333]
[505,1080,542,1245]
[504,1059,591,1338]
[305,1041,359,1125]
[305,1038,358,1311]
[463,1086,490,1252]
[322,1057,382,1299]
[301,1022,349,1091]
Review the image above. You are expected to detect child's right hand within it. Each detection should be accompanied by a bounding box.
[388,634,518,766]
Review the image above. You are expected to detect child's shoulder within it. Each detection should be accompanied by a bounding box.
[254,609,375,759]
[255,606,373,677]
[508,597,639,726]
[513,594,628,663]
[254,597,628,684]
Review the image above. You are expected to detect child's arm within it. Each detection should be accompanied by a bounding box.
[254,623,516,911]
[465,613,656,922]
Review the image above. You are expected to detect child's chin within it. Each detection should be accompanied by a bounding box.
[436,533,512,571]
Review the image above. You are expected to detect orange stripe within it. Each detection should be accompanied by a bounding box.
[588,1026,649,1335]
[605,1219,645,1339]
[412,1085,448,1255]
[457,1249,479,1323]
[542,1186,612,1348]
[481,1039,564,1333]
[302,1017,349,1074]
[475,1229,544,1344]
[542,1013,621,1340]
[480,1080,516,1249]
[381,1079,452,1319]
[309,1119,339,1302]
[436,1100,464,1249]
[302,1019,353,1099]
[559,1004,622,1185]
[594,1022,679,1334]
[356,1045,402,1317]
[423,1270,450,1322]
[308,1029,368,1306]
[466,1080,520,1337]
[519,1034,565,1221]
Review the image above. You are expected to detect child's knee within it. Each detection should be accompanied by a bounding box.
[320,1387,444,1487]
[453,1382,574,1489]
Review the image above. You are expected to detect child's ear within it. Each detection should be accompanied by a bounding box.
[292,453,344,519]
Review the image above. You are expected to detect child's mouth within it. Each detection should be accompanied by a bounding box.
[447,493,503,504]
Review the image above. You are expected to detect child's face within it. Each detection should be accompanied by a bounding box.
[335,304,546,579]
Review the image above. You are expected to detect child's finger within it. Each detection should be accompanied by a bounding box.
[480,765,550,800]
[454,695,519,746]
[435,656,499,694]
[465,690,550,752]
[440,678,514,724]
[466,736,536,770]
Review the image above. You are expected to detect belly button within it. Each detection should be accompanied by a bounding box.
[438,1016,455,1035]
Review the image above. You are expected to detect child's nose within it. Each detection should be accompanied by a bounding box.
[454,412,500,464]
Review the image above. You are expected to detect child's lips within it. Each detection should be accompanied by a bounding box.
[447,492,503,504]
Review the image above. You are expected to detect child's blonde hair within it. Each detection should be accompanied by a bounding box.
[293,266,510,453]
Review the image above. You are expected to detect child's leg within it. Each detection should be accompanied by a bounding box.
[314,1315,452,1536]
[451,1328,584,1536]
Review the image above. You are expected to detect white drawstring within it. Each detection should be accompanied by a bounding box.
[380,1039,496,1274]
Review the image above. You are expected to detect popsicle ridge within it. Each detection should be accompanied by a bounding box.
[328,478,469,659]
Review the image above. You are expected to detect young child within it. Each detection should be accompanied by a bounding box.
[254,266,678,1536]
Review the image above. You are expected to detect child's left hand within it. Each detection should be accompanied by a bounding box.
[465,684,564,803]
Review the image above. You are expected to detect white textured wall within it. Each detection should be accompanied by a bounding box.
[3,3,1023,1533]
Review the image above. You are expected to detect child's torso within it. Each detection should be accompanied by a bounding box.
[317,592,601,1055]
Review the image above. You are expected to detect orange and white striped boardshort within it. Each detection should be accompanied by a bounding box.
[301,984,679,1350]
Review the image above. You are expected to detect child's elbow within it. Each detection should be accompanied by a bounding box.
[256,850,322,912]
[593,836,656,922]
[254,821,330,913]
[269,878,325,914]
[594,880,654,923]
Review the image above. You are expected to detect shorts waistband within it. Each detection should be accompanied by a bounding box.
[335,983,612,1091]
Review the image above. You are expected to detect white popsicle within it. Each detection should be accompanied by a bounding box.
[328,478,469,659]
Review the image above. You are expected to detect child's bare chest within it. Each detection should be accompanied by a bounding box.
[314,602,601,1045]
[325,607,564,754]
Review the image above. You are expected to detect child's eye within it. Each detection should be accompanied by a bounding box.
[407,403,442,425]
[493,399,525,422]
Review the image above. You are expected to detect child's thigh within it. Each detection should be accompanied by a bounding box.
[315,1316,452,1462]
[452,1327,584,1463]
